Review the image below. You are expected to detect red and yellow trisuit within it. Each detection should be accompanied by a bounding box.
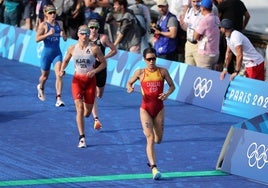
[140,68,164,118]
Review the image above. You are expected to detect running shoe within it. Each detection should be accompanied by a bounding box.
[78,137,87,148]
[55,98,65,107]
[94,119,102,130]
[152,167,161,180]
[37,84,45,101]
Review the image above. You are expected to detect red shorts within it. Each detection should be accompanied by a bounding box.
[245,62,265,81]
[141,100,164,118]
[72,73,96,104]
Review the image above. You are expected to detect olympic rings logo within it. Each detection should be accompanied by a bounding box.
[193,77,213,98]
[247,142,268,169]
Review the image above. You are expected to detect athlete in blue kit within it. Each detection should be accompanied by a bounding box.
[35,4,67,107]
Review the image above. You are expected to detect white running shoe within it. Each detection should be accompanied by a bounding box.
[55,98,65,107]
[78,137,87,148]
[37,84,45,101]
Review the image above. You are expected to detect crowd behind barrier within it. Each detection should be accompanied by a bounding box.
[1,23,268,119]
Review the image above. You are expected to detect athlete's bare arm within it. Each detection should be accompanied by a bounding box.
[127,69,143,93]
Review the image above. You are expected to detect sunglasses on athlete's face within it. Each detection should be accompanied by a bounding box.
[89,26,99,30]
[47,11,56,15]
[79,32,89,36]
[145,57,156,62]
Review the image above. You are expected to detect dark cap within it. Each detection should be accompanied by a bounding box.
[197,0,212,9]
[219,19,233,29]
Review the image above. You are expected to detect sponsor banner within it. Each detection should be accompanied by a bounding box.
[222,76,268,118]
[0,24,185,101]
[0,23,76,70]
[220,127,268,184]
[106,50,144,89]
[177,66,230,111]
[0,24,33,61]
[3,23,268,118]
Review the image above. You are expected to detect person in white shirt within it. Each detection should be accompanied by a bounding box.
[219,19,265,81]
[180,0,203,66]
[168,0,190,21]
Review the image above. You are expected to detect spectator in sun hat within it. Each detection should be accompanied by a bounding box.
[193,0,220,70]
[156,0,168,6]
[219,19,265,81]
[152,0,179,61]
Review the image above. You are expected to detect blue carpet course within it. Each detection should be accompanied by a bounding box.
[0,57,267,187]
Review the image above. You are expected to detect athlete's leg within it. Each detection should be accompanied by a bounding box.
[84,103,93,117]
[38,69,50,89]
[153,108,165,144]
[140,108,156,166]
[54,61,63,98]
[74,99,85,136]
[83,78,96,117]
[92,86,105,119]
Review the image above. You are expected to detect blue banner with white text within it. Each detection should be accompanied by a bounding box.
[222,76,268,118]
[177,66,230,111]
[221,127,268,184]
[1,23,268,119]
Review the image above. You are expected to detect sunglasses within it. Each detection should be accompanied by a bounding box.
[47,11,56,15]
[79,32,89,36]
[89,26,99,30]
[145,57,156,61]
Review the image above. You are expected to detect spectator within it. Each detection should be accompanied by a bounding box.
[112,0,142,53]
[219,19,265,81]
[168,0,190,21]
[0,0,3,23]
[152,0,178,61]
[54,0,84,39]
[128,0,151,53]
[3,0,21,27]
[170,0,190,62]
[180,0,202,66]
[21,0,34,29]
[216,0,251,73]
[83,0,111,34]
[193,0,220,69]
[60,0,85,40]
[216,0,250,31]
